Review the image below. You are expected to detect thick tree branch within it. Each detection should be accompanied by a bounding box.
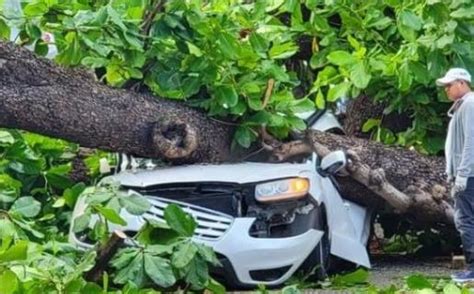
[0,41,233,163]
[273,130,454,224]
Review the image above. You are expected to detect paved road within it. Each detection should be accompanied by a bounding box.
[368,255,452,287]
[231,255,455,293]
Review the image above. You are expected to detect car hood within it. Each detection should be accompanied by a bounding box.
[112,162,313,187]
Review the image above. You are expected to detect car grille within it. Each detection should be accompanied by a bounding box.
[144,196,234,240]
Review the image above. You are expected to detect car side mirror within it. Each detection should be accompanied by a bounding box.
[318,150,347,177]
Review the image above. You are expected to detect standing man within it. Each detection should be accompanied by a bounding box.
[437,68,474,282]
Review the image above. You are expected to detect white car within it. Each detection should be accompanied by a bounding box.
[68,110,372,288]
[3,0,371,286]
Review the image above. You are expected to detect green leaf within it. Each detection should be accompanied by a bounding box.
[73,213,91,233]
[113,251,146,287]
[0,219,16,240]
[107,5,127,30]
[398,63,412,91]
[315,91,325,109]
[0,270,18,294]
[261,61,290,81]
[111,248,138,270]
[136,221,179,245]
[119,194,151,215]
[327,51,356,66]
[450,8,474,19]
[436,34,454,49]
[315,66,339,88]
[197,244,221,266]
[248,97,263,111]
[34,40,49,56]
[23,2,48,17]
[45,164,73,190]
[327,82,350,102]
[213,85,239,108]
[282,285,301,294]
[331,268,369,286]
[400,11,423,30]
[290,98,314,113]
[0,19,10,40]
[409,62,430,85]
[287,116,306,131]
[217,33,239,59]
[350,62,371,89]
[184,256,209,288]
[269,41,298,59]
[144,254,176,287]
[249,33,268,57]
[172,242,198,268]
[63,183,86,208]
[235,126,256,148]
[164,204,196,237]
[397,23,417,42]
[414,94,430,105]
[0,130,14,145]
[247,111,271,125]
[26,24,41,40]
[186,42,203,57]
[87,190,114,205]
[0,240,28,262]
[443,283,461,294]
[406,274,432,290]
[10,196,41,218]
[206,278,226,294]
[95,206,127,226]
[82,57,109,68]
[0,175,21,203]
[362,119,381,132]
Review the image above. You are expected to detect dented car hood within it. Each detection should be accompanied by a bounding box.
[112,162,313,187]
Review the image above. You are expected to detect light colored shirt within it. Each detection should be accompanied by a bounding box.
[445,91,474,179]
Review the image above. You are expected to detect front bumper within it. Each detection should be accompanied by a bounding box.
[68,195,323,286]
[200,218,323,285]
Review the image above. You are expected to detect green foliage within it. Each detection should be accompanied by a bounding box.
[3,0,470,152]
[0,127,220,291]
[72,179,150,241]
[111,204,222,291]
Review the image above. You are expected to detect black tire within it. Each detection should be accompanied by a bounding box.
[298,204,330,280]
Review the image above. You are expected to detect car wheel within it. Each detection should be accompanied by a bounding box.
[298,204,330,280]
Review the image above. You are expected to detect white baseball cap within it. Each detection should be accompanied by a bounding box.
[436,68,471,86]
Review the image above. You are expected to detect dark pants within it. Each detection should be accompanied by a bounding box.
[454,177,474,270]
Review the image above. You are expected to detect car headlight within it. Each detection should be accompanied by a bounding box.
[255,178,309,203]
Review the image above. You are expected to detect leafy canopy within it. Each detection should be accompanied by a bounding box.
[2,0,473,152]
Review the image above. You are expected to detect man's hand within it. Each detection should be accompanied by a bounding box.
[447,175,454,183]
[451,176,468,198]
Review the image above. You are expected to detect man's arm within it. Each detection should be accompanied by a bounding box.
[458,97,474,177]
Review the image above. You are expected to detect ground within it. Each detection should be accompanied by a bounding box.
[369,255,452,287]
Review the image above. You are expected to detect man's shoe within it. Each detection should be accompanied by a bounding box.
[451,270,474,283]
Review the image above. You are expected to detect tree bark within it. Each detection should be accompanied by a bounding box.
[0,41,455,227]
[274,130,453,225]
[84,230,127,283]
[0,41,232,164]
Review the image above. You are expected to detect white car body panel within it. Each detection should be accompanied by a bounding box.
[310,111,343,132]
[113,162,312,187]
[200,219,323,285]
[70,159,371,266]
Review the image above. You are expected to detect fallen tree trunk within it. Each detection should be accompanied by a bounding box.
[274,130,453,225]
[0,41,454,226]
[0,41,232,164]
